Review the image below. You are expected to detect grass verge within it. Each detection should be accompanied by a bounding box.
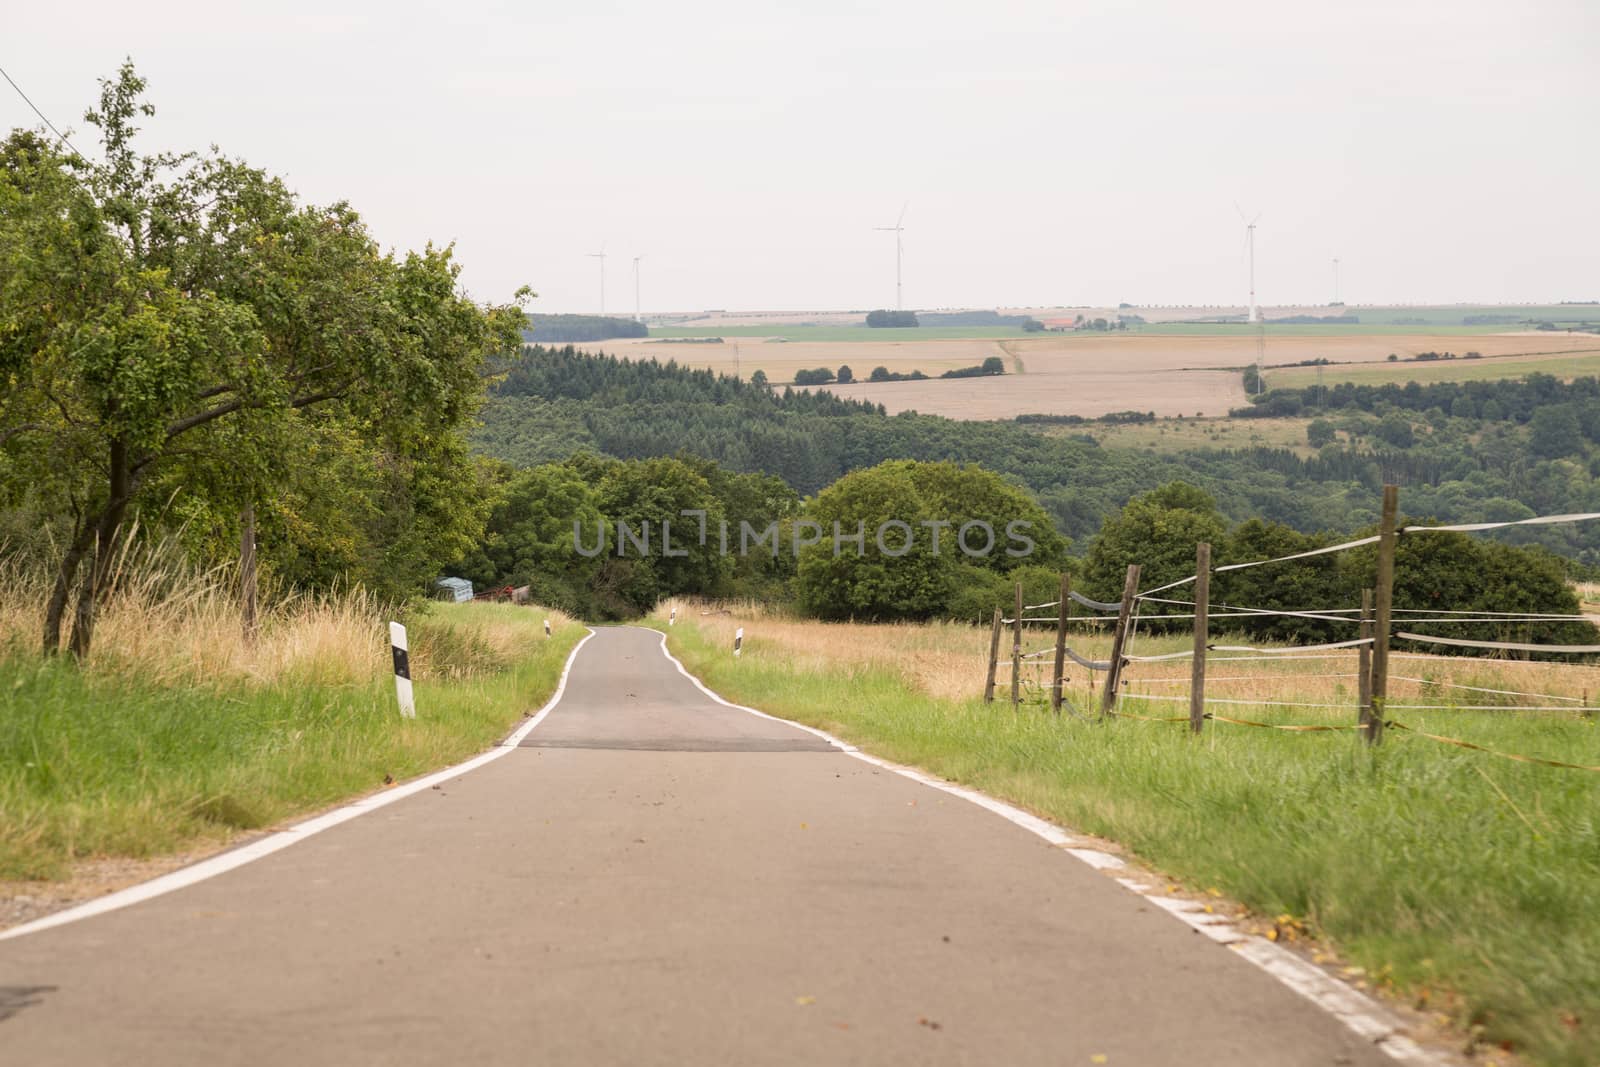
[0,602,583,881]
[657,615,1600,1067]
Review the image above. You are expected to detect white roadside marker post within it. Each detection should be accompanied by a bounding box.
[669,606,677,626]
[389,621,416,718]
[544,618,551,638]
[733,626,743,658]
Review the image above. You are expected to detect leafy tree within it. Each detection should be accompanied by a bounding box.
[1375,411,1415,448]
[1529,404,1583,459]
[836,365,854,383]
[795,463,955,620]
[1082,483,1227,601]
[793,367,836,386]
[1306,419,1336,448]
[0,64,527,657]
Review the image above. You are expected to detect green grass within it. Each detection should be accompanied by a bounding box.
[659,619,1600,1066]
[649,324,1034,342]
[0,605,584,881]
[1049,415,1320,455]
[1136,322,1521,337]
[1272,349,1600,388]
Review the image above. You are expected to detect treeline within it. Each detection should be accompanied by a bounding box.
[866,310,919,327]
[919,311,1032,327]
[941,357,1006,379]
[1080,485,1595,653]
[453,456,1070,622]
[453,454,1594,650]
[1235,373,1600,425]
[522,314,648,343]
[474,348,1600,567]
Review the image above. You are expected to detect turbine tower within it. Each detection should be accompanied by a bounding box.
[587,245,607,315]
[875,202,908,311]
[1332,257,1341,305]
[1235,206,1262,323]
[633,255,646,322]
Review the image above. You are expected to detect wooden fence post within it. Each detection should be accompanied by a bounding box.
[1100,564,1142,719]
[1358,588,1374,729]
[984,607,1002,703]
[1368,485,1399,745]
[1010,583,1023,709]
[240,504,258,646]
[1190,543,1210,734]
[1051,573,1070,715]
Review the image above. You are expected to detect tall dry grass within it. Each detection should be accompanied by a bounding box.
[657,597,1600,713]
[0,534,572,688]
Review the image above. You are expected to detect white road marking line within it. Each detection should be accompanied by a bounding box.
[0,629,596,943]
[649,627,1449,1066]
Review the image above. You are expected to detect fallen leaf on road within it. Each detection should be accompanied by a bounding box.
[795,996,816,1006]
[1090,1056,1109,1064]
[918,1017,941,1031]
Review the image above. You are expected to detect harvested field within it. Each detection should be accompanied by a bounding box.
[574,331,1600,419]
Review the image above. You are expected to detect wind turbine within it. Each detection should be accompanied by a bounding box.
[1235,204,1264,395]
[587,244,607,315]
[1332,257,1341,305]
[875,202,908,311]
[633,255,646,322]
[1235,205,1262,323]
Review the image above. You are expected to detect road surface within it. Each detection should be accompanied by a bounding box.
[0,626,1402,1065]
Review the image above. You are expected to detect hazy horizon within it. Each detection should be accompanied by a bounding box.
[5,1,1596,314]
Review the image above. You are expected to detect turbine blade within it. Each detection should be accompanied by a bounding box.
[896,200,908,228]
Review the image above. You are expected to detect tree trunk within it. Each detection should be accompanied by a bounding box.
[43,524,95,656]
[66,439,133,662]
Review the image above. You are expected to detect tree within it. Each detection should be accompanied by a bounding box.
[1529,404,1583,459]
[1375,411,1415,448]
[836,365,853,383]
[1082,483,1226,602]
[1306,419,1336,448]
[795,463,955,621]
[980,356,1006,375]
[0,64,528,658]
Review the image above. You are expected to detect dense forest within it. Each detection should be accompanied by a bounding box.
[476,347,1600,568]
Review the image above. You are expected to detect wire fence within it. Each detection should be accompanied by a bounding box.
[982,491,1600,774]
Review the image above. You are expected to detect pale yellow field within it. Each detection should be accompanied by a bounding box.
[584,332,1600,420]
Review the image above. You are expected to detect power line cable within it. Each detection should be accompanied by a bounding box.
[0,62,82,156]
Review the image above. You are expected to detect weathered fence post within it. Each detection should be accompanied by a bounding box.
[1190,543,1210,734]
[1368,484,1399,745]
[1100,564,1142,718]
[984,607,1002,703]
[1357,589,1374,729]
[1051,573,1070,714]
[1010,582,1023,709]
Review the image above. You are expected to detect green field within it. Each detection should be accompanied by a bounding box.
[1351,304,1600,327]
[1046,415,1322,454]
[659,617,1600,1066]
[649,324,1036,342]
[1137,322,1527,337]
[1272,349,1600,388]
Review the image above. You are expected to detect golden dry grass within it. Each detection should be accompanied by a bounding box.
[656,599,1600,715]
[0,542,572,689]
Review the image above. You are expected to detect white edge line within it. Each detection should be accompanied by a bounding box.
[648,627,1449,1067]
[0,628,597,944]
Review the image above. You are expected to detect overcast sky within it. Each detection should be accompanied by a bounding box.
[5,1,1597,314]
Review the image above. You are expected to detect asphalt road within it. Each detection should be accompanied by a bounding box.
[0,626,1400,1065]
